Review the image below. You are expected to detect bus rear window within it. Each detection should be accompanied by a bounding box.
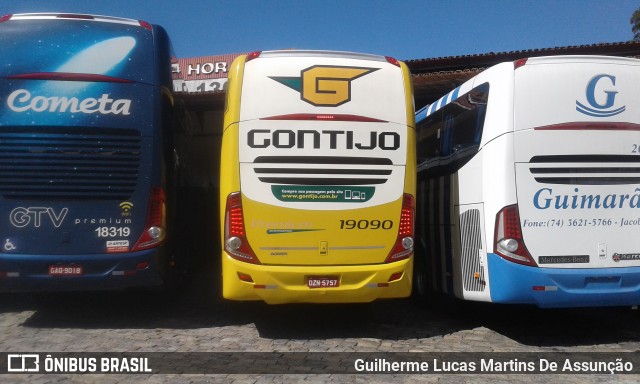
[0,19,154,83]
[417,83,489,174]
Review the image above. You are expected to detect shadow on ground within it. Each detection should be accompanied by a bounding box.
[2,283,639,348]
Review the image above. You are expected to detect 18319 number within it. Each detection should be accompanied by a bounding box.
[339,219,393,230]
[95,227,130,238]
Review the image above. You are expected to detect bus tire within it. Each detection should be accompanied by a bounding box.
[412,240,442,307]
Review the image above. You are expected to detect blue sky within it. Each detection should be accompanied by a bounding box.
[0,0,637,60]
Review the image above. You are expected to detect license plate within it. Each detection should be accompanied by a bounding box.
[306,276,340,289]
[49,265,83,276]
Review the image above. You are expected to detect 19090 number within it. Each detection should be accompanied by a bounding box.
[339,219,393,230]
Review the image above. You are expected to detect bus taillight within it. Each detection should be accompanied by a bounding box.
[132,187,166,251]
[224,192,260,264]
[385,194,415,263]
[494,204,537,267]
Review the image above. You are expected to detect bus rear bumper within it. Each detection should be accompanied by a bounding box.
[221,253,413,304]
[487,253,640,308]
[0,248,165,292]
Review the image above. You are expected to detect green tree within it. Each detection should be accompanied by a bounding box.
[631,8,640,41]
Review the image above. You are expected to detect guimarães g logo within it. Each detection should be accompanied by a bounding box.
[270,65,379,107]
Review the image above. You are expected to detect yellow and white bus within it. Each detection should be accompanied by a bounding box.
[219,50,415,303]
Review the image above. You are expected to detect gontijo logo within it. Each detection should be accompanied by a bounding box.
[576,74,625,117]
[270,65,379,107]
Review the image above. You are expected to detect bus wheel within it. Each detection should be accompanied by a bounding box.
[412,242,436,306]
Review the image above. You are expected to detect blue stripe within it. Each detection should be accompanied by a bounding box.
[427,102,437,115]
[438,96,447,110]
[451,86,460,102]
[415,105,429,122]
[419,86,461,121]
[442,92,451,106]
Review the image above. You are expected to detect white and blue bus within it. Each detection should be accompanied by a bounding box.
[0,13,187,291]
[414,55,640,308]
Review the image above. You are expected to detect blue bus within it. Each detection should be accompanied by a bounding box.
[0,13,187,291]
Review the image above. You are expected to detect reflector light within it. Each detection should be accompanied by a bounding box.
[246,51,262,62]
[377,283,390,288]
[132,187,166,251]
[385,56,401,67]
[255,284,276,289]
[237,272,254,283]
[135,261,150,270]
[514,58,528,69]
[532,286,558,291]
[260,113,387,123]
[113,270,137,276]
[385,194,415,263]
[224,192,260,264]
[532,286,545,291]
[494,204,537,267]
[388,272,404,282]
